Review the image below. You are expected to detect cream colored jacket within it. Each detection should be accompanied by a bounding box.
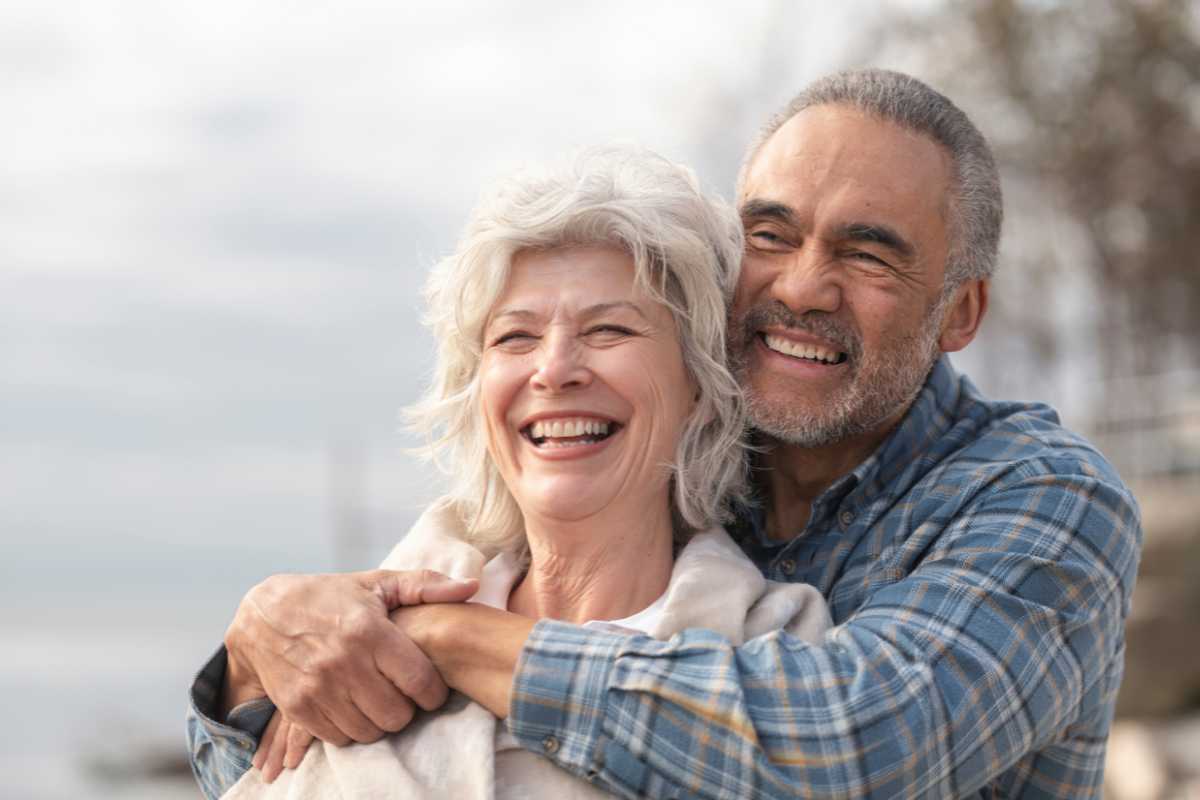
[223,501,832,799]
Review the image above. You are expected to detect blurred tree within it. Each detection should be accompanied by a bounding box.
[885,0,1200,399]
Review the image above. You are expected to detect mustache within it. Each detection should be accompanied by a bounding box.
[734,302,861,358]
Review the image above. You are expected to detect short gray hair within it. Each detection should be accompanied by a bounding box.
[407,145,748,558]
[740,68,1003,290]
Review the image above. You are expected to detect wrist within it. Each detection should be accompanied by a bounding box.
[220,639,266,720]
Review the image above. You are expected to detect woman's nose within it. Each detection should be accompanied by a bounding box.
[530,333,592,392]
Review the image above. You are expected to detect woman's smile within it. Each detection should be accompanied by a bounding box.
[479,246,694,522]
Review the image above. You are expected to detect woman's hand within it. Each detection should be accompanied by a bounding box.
[389,602,536,719]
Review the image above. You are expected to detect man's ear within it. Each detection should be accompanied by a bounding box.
[938,279,988,353]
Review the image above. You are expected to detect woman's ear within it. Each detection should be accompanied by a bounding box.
[938,279,989,353]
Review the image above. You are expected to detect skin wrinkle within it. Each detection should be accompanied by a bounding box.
[482,247,692,624]
[731,106,954,453]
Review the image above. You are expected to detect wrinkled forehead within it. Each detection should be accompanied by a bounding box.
[486,245,664,323]
[741,105,954,225]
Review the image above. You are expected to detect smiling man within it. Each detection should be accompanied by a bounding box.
[188,69,1141,799]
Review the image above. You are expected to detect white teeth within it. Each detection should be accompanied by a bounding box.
[528,418,612,441]
[763,334,841,364]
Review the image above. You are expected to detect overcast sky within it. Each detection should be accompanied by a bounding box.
[3,2,902,620]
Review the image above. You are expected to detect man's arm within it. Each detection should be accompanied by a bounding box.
[411,474,1140,799]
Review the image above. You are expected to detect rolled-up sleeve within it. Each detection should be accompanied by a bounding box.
[186,646,275,800]
[507,473,1141,799]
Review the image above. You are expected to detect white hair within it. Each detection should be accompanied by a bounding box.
[407,145,748,558]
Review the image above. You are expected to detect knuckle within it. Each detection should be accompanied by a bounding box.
[403,665,440,699]
[379,702,415,732]
[342,609,379,644]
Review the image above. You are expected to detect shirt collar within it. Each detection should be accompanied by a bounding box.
[736,354,965,544]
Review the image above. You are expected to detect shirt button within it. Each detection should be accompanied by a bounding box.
[839,509,855,527]
[542,735,560,755]
[779,559,796,575]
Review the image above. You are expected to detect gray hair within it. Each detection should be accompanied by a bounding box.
[739,68,1003,290]
[407,145,748,558]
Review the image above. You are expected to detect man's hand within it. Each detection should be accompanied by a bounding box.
[390,602,535,719]
[222,569,478,748]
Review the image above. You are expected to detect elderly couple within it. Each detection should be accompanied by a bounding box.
[188,69,1141,799]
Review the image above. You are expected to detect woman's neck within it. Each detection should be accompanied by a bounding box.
[507,503,675,625]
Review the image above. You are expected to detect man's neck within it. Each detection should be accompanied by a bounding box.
[758,421,898,542]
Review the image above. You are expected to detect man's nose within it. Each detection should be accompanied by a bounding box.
[530,332,592,392]
[769,247,842,315]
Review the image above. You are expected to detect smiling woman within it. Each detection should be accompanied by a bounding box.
[408,146,751,559]
[190,145,834,800]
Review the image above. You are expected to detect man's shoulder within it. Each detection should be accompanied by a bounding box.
[917,384,1142,557]
[936,373,1130,496]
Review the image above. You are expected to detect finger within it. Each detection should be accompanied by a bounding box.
[261,718,291,783]
[287,701,352,748]
[349,678,417,733]
[317,689,385,744]
[374,624,450,712]
[369,570,477,608]
[283,724,316,770]
[253,711,282,771]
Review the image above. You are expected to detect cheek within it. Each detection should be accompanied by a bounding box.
[478,360,525,452]
[731,257,772,311]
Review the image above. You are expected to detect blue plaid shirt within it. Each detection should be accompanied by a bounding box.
[504,357,1140,798]
[188,357,1141,799]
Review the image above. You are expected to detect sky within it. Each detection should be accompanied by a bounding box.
[2,1,886,624]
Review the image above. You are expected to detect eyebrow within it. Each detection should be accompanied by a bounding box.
[739,198,798,226]
[487,301,650,327]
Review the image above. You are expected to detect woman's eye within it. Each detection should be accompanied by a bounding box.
[585,325,634,338]
[492,331,535,346]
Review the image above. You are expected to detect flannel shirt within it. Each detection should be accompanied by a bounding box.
[187,356,1141,798]
[504,357,1140,798]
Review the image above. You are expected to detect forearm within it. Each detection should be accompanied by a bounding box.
[391,602,535,718]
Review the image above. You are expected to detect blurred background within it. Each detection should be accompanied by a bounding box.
[2,1,1196,797]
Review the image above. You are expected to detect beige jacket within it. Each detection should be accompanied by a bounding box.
[223,500,832,799]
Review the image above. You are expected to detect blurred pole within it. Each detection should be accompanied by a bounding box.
[327,435,370,571]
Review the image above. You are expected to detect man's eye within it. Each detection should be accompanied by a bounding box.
[849,251,889,267]
[749,230,789,250]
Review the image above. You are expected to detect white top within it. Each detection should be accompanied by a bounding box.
[222,507,833,800]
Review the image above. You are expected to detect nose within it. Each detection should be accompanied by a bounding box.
[768,245,842,316]
[530,329,592,393]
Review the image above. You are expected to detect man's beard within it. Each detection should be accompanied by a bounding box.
[729,301,945,448]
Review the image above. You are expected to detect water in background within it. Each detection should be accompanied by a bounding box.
[1,521,409,799]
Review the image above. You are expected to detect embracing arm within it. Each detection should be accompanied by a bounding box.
[185,569,477,798]
[391,602,536,718]
[467,473,1141,799]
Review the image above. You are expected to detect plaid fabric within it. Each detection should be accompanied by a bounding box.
[187,646,276,800]
[507,356,1142,799]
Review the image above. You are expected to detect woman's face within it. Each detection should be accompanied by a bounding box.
[479,246,695,526]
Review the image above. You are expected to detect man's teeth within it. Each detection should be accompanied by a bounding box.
[529,418,611,440]
[763,334,843,364]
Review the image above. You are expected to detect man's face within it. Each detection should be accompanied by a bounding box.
[731,104,954,447]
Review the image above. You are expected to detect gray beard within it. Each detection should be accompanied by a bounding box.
[731,302,945,448]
